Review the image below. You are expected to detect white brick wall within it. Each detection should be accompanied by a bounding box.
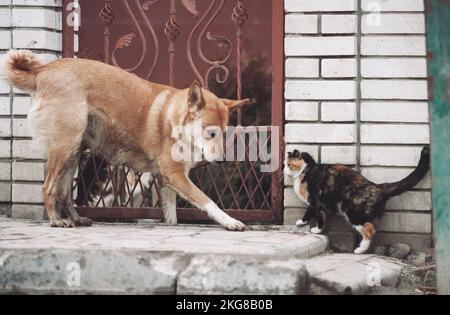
[0,0,62,217]
[285,36,357,56]
[284,0,432,245]
[361,36,426,56]
[322,15,357,34]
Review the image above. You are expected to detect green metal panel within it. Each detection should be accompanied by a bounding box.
[426,0,450,295]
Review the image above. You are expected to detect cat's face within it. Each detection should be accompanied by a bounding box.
[284,150,315,176]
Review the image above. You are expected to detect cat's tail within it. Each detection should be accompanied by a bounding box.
[381,145,430,197]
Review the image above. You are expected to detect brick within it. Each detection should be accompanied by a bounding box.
[386,191,432,211]
[12,118,30,137]
[0,182,11,202]
[321,146,356,164]
[11,204,46,220]
[285,14,318,34]
[362,0,424,12]
[0,140,10,158]
[361,80,428,100]
[285,36,356,56]
[286,0,357,12]
[284,188,308,208]
[362,14,425,34]
[12,8,57,29]
[0,162,11,181]
[321,102,356,122]
[361,146,426,167]
[321,59,357,78]
[361,124,430,144]
[13,161,45,181]
[12,183,43,203]
[0,118,11,137]
[284,208,308,225]
[13,29,61,51]
[361,58,427,78]
[0,8,11,27]
[361,168,431,189]
[36,52,59,64]
[321,14,357,34]
[285,80,356,100]
[0,30,11,49]
[12,0,61,7]
[13,140,45,159]
[378,212,431,234]
[285,123,356,143]
[361,36,426,56]
[0,96,10,116]
[12,96,31,115]
[361,101,429,122]
[285,102,319,121]
[286,58,319,78]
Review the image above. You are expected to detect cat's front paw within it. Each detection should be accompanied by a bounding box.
[310,227,323,234]
[354,240,371,254]
[296,219,308,227]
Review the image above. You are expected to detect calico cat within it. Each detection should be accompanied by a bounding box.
[284,146,430,254]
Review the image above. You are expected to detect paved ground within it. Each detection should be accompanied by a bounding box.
[0,218,327,257]
[0,217,412,295]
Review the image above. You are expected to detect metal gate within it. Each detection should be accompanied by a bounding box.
[62,0,285,223]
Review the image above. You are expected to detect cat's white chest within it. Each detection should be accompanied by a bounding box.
[293,177,310,206]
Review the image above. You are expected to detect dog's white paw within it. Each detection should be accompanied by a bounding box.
[223,218,246,231]
[296,220,308,227]
[310,227,323,234]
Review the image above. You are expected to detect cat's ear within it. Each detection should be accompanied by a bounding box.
[301,152,316,165]
[292,150,301,158]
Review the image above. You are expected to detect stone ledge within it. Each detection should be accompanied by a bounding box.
[304,254,410,295]
[0,218,327,294]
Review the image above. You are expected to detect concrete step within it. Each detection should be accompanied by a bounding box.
[304,253,414,295]
[0,218,328,295]
[0,218,413,295]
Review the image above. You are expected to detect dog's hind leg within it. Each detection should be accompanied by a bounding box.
[58,154,92,227]
[43,148,78,228]
[43,141,91,228]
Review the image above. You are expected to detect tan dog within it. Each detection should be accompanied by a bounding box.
[1,50,251,231]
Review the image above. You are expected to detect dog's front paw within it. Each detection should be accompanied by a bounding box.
[223,218,246,231]
[310,227,323,234]
[296,219,308,227]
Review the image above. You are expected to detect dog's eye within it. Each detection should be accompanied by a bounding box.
[208,130,217,139]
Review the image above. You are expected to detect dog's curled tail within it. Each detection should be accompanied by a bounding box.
[381,145,430,197]
[0,50,43,92]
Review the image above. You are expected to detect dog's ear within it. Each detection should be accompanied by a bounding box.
[188,81,205,111]
[222,98,253,113]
